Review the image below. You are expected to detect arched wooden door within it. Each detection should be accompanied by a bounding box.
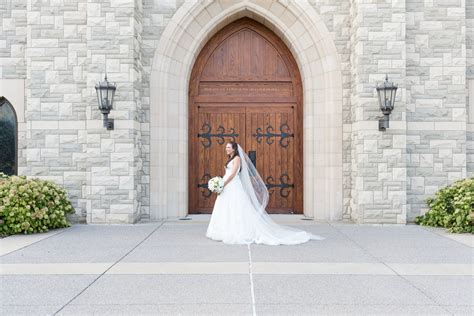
[189,18,303,214]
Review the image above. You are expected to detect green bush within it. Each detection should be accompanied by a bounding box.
[0,174,74,235]
[416,177,473,233]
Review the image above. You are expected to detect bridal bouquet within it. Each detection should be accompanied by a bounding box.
[208,177,224,194]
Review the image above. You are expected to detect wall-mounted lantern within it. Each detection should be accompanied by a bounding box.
[95,75,116,130]
[376,75,398,131]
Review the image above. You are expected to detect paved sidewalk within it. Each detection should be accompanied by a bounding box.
[0,215,473,315]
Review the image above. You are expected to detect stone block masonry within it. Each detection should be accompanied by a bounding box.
[0,0,470,224]
[467,0,474,177]
[84,0,144,223]
[350,0,408,223]
[407,0,468,221]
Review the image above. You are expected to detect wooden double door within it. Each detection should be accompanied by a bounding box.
[188,18,303,214]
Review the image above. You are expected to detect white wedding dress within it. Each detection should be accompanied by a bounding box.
[206,147,324,245]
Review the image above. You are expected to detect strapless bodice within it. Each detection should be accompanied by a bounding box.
[224,160,240,180]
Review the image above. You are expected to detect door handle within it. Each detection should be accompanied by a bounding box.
[248,151,256,167]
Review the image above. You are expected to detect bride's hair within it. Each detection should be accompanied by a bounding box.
[225,142,240,167]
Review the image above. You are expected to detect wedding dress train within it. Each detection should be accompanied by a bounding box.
[206,147,324,245]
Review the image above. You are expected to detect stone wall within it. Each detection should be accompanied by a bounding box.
[308,0,352,219]
[0,0,27,184]
[0,0,470,223]
[0,0,26,79]
[349,0,408,223]
[467,0,473,177]
[1,0,144,223]
[139,0,184,219]
[84,0,143,223]
[24,0,89,222]
[406,0,468,221]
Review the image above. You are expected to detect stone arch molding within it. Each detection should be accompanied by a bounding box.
[150,0,343,221]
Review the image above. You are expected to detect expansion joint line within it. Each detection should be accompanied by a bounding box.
[247,244,257,316]
[53,221,166,315]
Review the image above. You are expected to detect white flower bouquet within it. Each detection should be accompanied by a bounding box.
[208,176,224,194]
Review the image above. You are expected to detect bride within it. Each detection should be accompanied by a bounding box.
[206,142,324,245]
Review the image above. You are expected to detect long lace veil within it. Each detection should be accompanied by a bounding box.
[237,144,269,214]
[237,144,324,240]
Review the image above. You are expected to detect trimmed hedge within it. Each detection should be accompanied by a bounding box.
[0,173,74,235]
[416,177,473,233]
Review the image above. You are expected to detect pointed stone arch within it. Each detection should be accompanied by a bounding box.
[150,0,343,220]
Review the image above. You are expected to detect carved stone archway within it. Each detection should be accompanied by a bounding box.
[150,0,343,220]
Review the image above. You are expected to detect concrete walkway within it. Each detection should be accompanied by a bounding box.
[0,215,472,315]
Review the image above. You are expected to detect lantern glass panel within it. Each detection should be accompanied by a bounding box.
[106,85,111,106]
[96,87,100,109]
[391,87,397,110]
[99,85,106,110]
[108,87,115,110]
[377,89,383,111]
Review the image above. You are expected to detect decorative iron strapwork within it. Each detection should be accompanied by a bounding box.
[253,123,294,148]
[265,173,294,198]
[198,123,239,148]
[197,173,212,198]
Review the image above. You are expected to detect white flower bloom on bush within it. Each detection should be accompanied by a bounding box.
[0,175,74,236]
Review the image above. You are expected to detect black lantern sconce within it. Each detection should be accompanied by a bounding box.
[376,75,398,131]
[95,75,116,130]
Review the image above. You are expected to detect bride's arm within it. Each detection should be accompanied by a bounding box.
[223,157,241,187]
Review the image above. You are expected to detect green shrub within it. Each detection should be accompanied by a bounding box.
[0,174,74,235]
[416,177,473,233]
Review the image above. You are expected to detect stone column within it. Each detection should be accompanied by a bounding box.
[85,0,143,223]
[466,1,473,177]
[406,0,467,221]
[25,0,88,222]
[349,0,408,223]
